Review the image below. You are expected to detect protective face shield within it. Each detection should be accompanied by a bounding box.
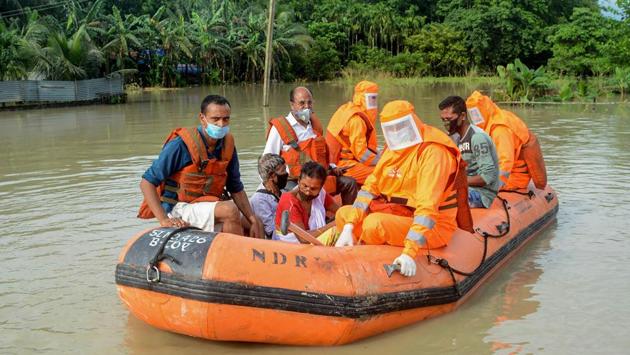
[364,93,378,123]
[381,113,423,151]
[466,91,498,129]
[364,93,378,110]
[353,81,379,123]
[467,107,485,127]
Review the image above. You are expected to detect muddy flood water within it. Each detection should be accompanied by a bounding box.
[1,82,629,354]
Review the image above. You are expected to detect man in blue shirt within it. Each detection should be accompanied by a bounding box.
[139,94,264,238]
[439,96,501,208]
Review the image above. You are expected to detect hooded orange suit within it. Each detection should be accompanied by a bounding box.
[466,91,532,190]
[326,81,380,185]
[335,101,472,258]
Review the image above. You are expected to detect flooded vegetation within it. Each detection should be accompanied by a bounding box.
[1,82,629,353]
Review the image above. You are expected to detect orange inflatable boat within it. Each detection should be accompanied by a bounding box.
[115,184,558,346]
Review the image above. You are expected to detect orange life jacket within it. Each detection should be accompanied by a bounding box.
[137,127,235,219]
[371,126,474,233]
[267,114,337,193]
[267,114,329,178]
[325,103,378,164]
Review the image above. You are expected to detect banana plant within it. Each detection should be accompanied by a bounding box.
[497,59,550,101]
[611,67,630,101]
[103,6,143,71]
[150,6,193,87]
[190,6,231,84]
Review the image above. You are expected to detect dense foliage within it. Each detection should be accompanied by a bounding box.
[0,0,629,93]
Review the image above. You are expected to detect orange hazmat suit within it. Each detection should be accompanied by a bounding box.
[326,81,380,184]
[335,100,470,257]
[466,91,531,190]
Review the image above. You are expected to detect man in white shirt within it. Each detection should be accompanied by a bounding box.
[264,86,358,205]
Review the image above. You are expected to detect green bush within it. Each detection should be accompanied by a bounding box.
[609,67,630,101]
[304,38,341,81]
[347,44,428,77]
[548,7,611,76]
[404,23,468,76]
[497,59,551,101]
[387,52,427,77]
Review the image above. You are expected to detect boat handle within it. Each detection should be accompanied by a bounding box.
[146,265,161,283]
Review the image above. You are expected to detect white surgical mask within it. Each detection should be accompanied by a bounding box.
[295,108,311,124]
[381,114,422,151]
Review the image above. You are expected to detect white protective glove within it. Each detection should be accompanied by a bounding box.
[393,253,417,277]
[334,224,354,247]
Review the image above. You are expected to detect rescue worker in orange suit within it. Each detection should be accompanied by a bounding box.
[263,86,358,205]
[138,94,264,238]
[334,100,473,277]
[326,80,381,185]
[466,91,533,191]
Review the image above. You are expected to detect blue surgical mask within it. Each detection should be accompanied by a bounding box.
[295,108,311,124]
[204,121,229,139]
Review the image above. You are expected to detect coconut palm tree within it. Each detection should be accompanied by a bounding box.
[271,10,312,78]
[234,7,312,82]
[0,10,49,80]
[33,24,104,80]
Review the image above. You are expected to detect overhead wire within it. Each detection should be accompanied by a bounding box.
[0,0,92,19]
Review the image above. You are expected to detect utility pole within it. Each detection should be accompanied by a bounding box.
[262,0,276,107]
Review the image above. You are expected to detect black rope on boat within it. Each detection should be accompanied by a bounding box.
[145,226,199,283]
[426,250,461,297]
[475,195,511,239]
[426,194,515,279]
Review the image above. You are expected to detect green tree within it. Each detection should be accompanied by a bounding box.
[618,0,630,19]
[150,6,193,87]
[304,38,341,80]
[0,10,48,80]
[404,23,468,76]
[0,21,29,80]
[610,67,630,100]
[233,7,311,82]
[547,7,611,76]
[271,10,312,79]
[64,0,105,41]
[190,6,232,83]
[440,1,545,72]
[103,6,143,71]
[33,24,104,80]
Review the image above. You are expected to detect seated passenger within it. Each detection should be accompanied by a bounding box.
[334,100,473,277]
[138,94,264,238]
[274,161,339,243]
[250,154,287,239]
[263,86,358,205]
[439,96,501,208]
[326,80,381,185]
[466,91,547,190]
